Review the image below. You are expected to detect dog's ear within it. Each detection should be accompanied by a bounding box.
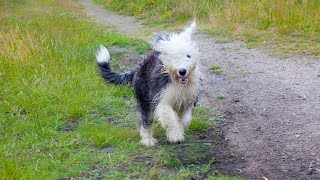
[180,21,196,41]
[155,32,171,43]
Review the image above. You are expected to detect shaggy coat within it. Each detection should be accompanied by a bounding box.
[96,22,201,146]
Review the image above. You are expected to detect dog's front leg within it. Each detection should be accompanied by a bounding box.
[140,125,157,147]
[139,110,158,147]
[155,103,184,143]
[180,107,193,129]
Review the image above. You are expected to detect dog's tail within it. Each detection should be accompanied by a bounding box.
[96,45,134,85]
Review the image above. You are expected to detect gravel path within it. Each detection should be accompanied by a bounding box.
[80,0,320,179]
[80,0,146,36]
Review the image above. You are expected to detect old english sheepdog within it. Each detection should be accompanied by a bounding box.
[96,22,201,146]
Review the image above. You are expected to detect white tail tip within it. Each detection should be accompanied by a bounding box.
[96,45,110,63]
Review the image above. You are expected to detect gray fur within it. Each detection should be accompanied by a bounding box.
[97,50,172,129]
[154,32,171,43]
[97,62,134,85]
[97,22,201,146]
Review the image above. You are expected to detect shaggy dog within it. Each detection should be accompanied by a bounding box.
[96,22,201,146]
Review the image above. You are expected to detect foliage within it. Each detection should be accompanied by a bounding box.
[96,0,320,57]
[0,0,239,179]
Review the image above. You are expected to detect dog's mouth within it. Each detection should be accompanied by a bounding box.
[179,77,188,84]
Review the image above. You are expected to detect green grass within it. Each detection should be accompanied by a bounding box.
[210,65,223,75]
[0,0,242,179]
[216,96,226,101]
[95,0,320,58]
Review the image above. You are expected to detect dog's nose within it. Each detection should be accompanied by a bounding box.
[178,68,187,76]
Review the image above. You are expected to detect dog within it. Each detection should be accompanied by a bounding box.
[96,22,201,146]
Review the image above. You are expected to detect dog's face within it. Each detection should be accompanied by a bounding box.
[153,22,200,85]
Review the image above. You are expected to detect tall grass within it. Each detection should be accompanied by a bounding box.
[96,0,320,57]
[0,0,148,178]
[97,0,320,35]
[0,0,229,179]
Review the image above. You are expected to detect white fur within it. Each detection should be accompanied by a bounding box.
[149,21,201,145]
[153,21,199,74]
[181,108,193,129]
[154,71,200,142]
[155,103,185,143]
[140,126,158,147]
[161,74,200,110]
[96,45,110,63]
[98,21,201,146]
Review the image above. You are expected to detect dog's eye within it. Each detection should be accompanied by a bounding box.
[187,55,191,58]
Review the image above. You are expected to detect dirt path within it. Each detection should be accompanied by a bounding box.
[199,39,320,179]
[80,0,320,179]
[80,0,146,36]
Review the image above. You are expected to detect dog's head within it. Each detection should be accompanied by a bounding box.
[153,22,200,85]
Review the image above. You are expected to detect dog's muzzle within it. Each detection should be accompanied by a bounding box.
[179,77,188,84]
[178,68,188,84]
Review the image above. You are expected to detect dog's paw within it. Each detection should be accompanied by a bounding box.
[167,128,185,143]
[140,137,158,147]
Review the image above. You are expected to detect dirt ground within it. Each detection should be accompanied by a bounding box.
[80,0,320,179]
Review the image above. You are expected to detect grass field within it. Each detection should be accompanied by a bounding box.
[95,0,320,58]
[0,0,241,179]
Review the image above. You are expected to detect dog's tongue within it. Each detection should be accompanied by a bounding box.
[179,77,188,84]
